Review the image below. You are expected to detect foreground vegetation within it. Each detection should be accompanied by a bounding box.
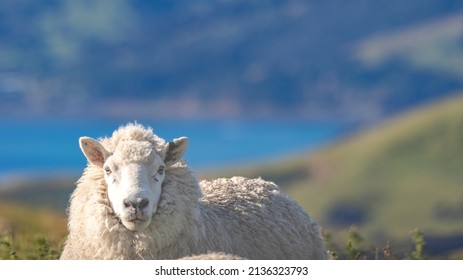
[0,202,457,260]
[0,203,66,260]
[0,213,442,260]
[323,227,427,260]
[1,200,462,259]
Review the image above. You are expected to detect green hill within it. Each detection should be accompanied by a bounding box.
[209,93,463,255]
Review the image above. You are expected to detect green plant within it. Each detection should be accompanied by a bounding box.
[322,229,340,260]
[409,228,426,260]
[345,226,365,260]
[31,235,61,260]
[0,234,18,260]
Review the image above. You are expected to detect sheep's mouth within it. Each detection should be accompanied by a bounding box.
[129,218,147,223]
[121,217,151,231]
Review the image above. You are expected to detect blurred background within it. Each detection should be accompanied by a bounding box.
[1,0,463,259]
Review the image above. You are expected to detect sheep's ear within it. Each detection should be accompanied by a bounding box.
[162,137,188,166]
[79,137,111,168]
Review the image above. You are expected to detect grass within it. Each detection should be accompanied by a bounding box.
[0,234,63,260]
[0,203,67,259]
[322,226,429,260]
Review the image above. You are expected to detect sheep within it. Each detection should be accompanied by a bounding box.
[60,123,327,260]
[179,252,245,260]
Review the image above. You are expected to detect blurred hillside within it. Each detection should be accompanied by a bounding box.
[1,0,463,122]
[210,93,463,257]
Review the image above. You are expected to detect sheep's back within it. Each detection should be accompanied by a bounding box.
[198,176,327,259]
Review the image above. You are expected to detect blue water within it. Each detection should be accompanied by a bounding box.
[0,119,347,178]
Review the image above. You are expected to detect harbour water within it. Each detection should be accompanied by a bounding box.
[0,119,347,181]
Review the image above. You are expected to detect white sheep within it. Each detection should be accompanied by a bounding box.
[60,123,327,259]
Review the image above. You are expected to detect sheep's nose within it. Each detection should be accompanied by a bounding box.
[123,198,149,211]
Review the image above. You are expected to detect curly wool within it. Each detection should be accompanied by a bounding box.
[60,124,327,260]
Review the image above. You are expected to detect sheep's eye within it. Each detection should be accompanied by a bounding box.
[104,167,112,175]
[158,165,165,174]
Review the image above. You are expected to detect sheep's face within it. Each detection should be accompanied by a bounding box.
[103,142,165,231]
[79,135,188,232]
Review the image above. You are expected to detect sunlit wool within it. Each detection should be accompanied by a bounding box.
[60,123,327,259]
